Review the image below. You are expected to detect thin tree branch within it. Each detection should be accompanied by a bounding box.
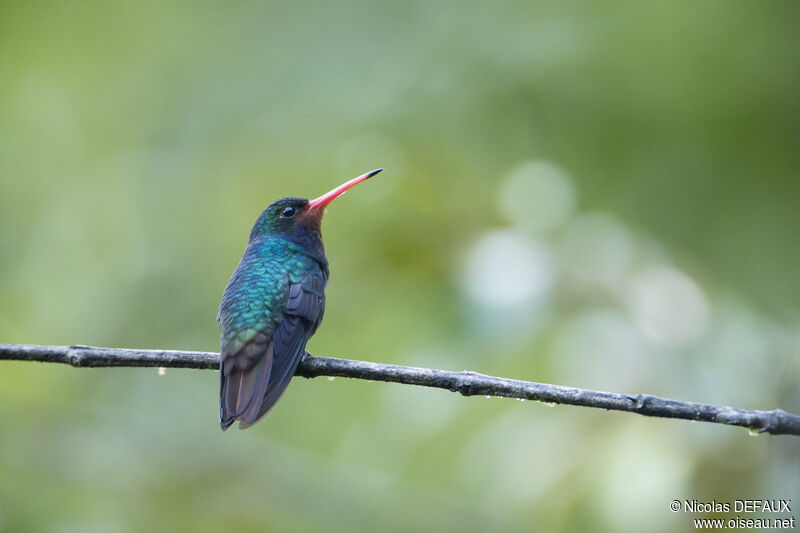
[1,343,798,437]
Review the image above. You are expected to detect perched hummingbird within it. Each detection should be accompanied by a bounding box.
[217,169,383,430]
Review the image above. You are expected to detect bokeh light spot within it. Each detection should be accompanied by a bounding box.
[461,230,555,309]
[498,160,576,233]
[625,265,710,347]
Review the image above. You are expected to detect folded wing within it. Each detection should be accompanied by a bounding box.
[220,270,325,430]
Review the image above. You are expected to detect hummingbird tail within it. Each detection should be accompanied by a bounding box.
[220,342,273,431]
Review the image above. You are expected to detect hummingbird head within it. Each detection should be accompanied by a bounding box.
[249,197,313,241]
[249,169,384,243]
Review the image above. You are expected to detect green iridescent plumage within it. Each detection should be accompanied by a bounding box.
[219,237,323,357]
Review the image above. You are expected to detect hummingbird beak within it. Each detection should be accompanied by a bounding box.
[307,169,384,211]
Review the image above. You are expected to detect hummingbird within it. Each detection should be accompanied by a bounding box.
[217,169,383,430]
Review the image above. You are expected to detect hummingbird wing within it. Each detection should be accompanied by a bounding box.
[219,267,326,430]
[238,271,326,428]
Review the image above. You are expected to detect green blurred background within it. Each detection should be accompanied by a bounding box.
[1,1,798,531]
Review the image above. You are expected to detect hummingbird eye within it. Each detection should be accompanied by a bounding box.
[281,207,296,218]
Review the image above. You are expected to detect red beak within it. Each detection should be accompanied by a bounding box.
[307,169,384,210]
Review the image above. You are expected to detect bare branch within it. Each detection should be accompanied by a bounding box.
[1,343,797,437]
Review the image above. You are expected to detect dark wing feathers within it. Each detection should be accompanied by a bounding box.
[220,269,325,430]
[238,278,326,428]
[286,280,325,326]
[237,315,308,428]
